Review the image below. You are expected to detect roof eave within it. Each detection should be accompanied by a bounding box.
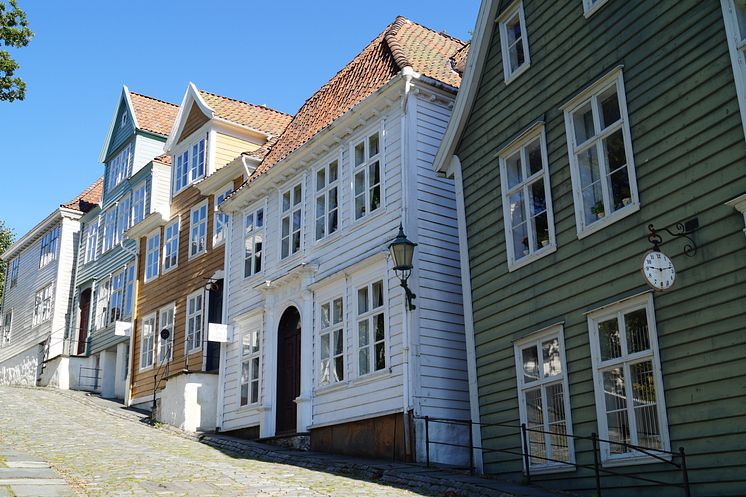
[1,208,81,261]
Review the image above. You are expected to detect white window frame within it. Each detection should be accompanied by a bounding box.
[108,269,125,324]
[162,217,180,273]
[355,278,387,377]
[172,138,206,196]
[243,203,265,278]
[722,0,746,141]
[351,128,383,222]
[84,220,98,264]
[318,295,345,386]
[107,144,132,191]
[2,310,12,344]
[314,156,340,242]
[95,277,110,330]
[583,0,611,18]
[514,325,575,473]
[189,201,209,259]
[239,328,261,406]
[116,194,131,245]
[32,283,54,327]
[157,304,175,365]
[102,209,117,253]
[498,1,531,84]
[122,265,136,318]
[144,229,160,283]
[587,293,670,465]
[499,124,556,271]
[562,68,639,239]
[280,181,303,260]
[213,183,233,246]
[185,290,204,354]
[139,312,156,370]
[131,180,150,226]
[39,225,60,268]
[8,257,19,288]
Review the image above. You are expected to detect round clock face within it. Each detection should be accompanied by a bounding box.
[642,250,676,291]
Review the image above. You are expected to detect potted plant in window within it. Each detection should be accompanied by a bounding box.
[540,230,550,247]
[591,201,605,219]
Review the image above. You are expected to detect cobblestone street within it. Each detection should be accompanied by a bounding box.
[0,386,562,497]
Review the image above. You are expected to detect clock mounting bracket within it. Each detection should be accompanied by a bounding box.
[647,218,698,257]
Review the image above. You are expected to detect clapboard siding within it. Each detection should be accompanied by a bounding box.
[455,0,746,495]
[106,98,135,159]
[133,134,166,175]
[214,133,258,169]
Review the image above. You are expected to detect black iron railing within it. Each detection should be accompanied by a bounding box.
[418,415,690,497]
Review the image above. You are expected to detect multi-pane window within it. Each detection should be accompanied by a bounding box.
[116,194,131,244]
[33,284,54,326]
[240,329,260,406]
[244,206,264,277]
[108,270,125,323]
[514,327,574,470]
[131,180,150,225]
[145,230,160,282]
[84,221,98,264]
[214,184,233,246]
[498,2,530,82]
[353,132,382,221]
[564,70,637,235]
[588,294,669,462]
[122,265,135,318]
[162,218,180,272]
[319,297,344,385]
[356,280,385,376]
[157,305,175,365]
[8,257,18,288]
[499,127,555,268]
[2,311,12,344]
[280,183,303,259]
[95,278,110,329]
[315,159,339,241]
[140,313,156,369]
[107,144,132,191]
[173,139,206,195]
[102,209,117,252]
[186,291,203,353]
[190,202,208,258]
[39,225,60,268]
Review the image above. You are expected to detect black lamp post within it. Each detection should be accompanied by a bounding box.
[388,224,417,310]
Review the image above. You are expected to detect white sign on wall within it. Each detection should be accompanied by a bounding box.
[208,323,233,343]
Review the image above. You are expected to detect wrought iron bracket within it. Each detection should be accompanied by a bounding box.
[647,219,698,257]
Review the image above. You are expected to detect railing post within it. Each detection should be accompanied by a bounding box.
[468,419,475,476]
[424,416,430,468]
[679,447,690,497]
[592,432,602,497]
[521,423,531,484]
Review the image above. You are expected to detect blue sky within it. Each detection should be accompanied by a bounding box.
[0,1,478,237]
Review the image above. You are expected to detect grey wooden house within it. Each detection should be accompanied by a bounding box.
[434,1,746,496]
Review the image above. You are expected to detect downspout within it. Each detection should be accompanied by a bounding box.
[400,66,415,461]
[216,204,232,431]
[119,235,140,406]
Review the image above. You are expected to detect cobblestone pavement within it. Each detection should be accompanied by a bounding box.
[0,386,564,497]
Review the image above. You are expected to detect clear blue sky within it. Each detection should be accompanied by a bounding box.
[0,0,479,237]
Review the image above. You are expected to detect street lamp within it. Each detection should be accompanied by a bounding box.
[388,224,417,310]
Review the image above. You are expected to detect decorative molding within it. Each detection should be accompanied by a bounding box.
[726,193,746,236]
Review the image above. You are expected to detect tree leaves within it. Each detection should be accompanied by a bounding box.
[0,219,15,310]
[0,0,33,102]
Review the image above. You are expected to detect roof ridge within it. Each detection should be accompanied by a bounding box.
[198,89,292,117]
[384,16,413,69]
[128,91,179,108]
[403,16,466,45]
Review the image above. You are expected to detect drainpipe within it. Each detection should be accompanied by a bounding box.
[119,234,139,406]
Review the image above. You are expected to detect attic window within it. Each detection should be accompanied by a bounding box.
[121,112,128,128]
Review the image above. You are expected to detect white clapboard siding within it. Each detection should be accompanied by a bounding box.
[133,134,166,176]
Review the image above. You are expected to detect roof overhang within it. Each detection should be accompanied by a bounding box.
[432,0,498,177]
[197,153,258,197]
[1,208,82,261]
[98,85,139,163]
[124,210,169,241]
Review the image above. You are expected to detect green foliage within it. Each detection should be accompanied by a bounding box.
[0,219,15,308]
[0,0,33,102]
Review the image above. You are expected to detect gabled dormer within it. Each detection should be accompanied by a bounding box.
[165,83,292,199]
[99,86,178,205]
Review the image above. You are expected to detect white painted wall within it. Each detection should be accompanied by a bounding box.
[0,343,42,385]
[158,372,218,432]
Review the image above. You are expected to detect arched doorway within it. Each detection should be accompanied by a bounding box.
[276,306,301,435]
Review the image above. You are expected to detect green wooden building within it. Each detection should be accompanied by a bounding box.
[434,1,746,495]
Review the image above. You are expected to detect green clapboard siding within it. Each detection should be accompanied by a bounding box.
[456,1,746,495]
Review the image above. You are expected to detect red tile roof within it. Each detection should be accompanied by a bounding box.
[198,90,293,137]
[129,92,179,136]
[153,153,172,166]
[451,42,470,76]
[249,16,466,181]
[61,177,103,213]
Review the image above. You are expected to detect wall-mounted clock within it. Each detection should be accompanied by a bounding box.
[642,250,676,291]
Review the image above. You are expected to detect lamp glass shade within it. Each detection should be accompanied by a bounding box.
[389,226,416,271]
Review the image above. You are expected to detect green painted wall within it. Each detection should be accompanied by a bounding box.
[455,1,746,495]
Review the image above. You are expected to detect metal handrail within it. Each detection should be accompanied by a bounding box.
[416,415,691,497]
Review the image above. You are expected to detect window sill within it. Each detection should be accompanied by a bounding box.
[524,462,576,475]
[162,264,178,275]
[188,250,207,261]
[351,368,390,387]
[314,381,349,395]
[507,244,557,272]
[602,451,672,468]
[237,402,261,411]
[312,230,343,250]
[144,275,159,284]
[351,205,387,233]
[577,203,639,240]
[504,63,530,86]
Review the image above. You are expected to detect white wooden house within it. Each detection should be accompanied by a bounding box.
[217,17,472,464]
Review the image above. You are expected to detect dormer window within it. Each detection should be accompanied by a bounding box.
[173,138,206,196]
[107,143,133,191]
